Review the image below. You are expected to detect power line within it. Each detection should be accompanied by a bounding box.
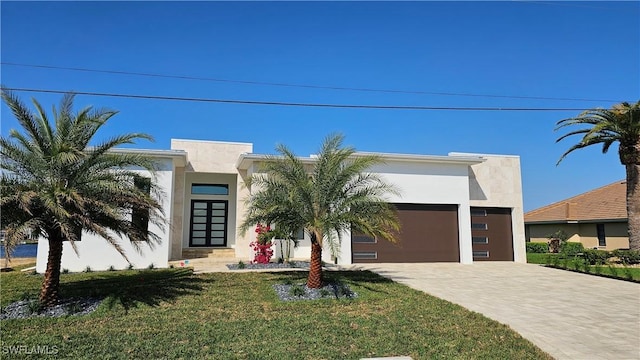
[0,62,620,103]
[1,86,588,111]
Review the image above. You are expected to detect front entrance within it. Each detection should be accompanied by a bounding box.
[189,200,228,247]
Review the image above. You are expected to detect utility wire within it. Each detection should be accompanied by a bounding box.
[0,62,620,103]
[1,86,588,111]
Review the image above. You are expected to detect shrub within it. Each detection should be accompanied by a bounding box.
[289,285,305,297]
[128,264,134,270]
[571,258,581,271]
[612,249,640,265]
[84,266,92,273]
[147,263,155,270]
[526,242,548,253]
[561,242,584,256]
[582,249,610,265]
[65,302,83,315]
[593,263,602,275]
[237,261,246,269]
[62,268,69,274]
[20,292,34,301]
[108,265,116,271]
[27,300,42,315]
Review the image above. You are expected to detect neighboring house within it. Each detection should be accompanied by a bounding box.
[36,139,527,272]
[524,181,629,250]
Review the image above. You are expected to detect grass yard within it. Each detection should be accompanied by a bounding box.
[527,253,640,281]
[1,267,551,359]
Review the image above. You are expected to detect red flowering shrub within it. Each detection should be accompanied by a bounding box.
[251,223,274,264]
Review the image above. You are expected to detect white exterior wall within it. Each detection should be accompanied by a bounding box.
[275,160,476,265]
[36,158,176,273]
[367,161,475,265]
[455,153,527,263]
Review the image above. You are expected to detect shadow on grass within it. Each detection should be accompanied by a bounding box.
[270,270,395,294]
[59,268,205,312]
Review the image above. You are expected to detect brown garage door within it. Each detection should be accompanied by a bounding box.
[352,204,459,263]
[470,207,513,261]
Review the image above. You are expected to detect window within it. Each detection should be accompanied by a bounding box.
[191,184,229,195]
[473,250,489,258]
[597,224,606,247]
[353,251,377,260]
[294,227,305,240]
[352,235,377,243]
[470,209,487,217]
[471,223,488,230]
[472,236,488,244]
[132,176,151,238]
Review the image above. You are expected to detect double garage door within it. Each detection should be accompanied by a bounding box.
[351,204,513,263]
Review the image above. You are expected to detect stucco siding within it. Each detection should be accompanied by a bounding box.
[525,222,629,250]
[36,158,176,273]
[369,161,474,264]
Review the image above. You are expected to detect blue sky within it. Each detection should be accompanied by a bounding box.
[1,1,638,211]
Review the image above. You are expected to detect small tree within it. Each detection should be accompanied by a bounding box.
[1,91,165,307]
[240,134,400,288]
[546,230,569,253]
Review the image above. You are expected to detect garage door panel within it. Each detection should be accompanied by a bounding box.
[471,207,513,261]
[352,204,459,263]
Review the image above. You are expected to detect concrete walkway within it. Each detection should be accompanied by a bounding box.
[352,262,640,360]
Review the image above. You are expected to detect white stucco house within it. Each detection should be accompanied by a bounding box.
[36,139,526,273]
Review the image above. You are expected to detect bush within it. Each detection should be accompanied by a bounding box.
[612,249,640,265]
[526,242,548,253]
[561,242,585,256]
[582,249,610,265]
[289,285,305,297]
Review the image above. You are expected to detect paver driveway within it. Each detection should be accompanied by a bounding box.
[352,262,640,360]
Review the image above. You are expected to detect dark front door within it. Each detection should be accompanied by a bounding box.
[189,200,228,247]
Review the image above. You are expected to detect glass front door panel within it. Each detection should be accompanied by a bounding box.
[189,200,228,247]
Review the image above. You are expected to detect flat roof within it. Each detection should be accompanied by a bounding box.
[110,148,188,166]
[236,151,485,170]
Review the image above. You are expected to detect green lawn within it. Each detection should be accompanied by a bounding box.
[0,267,551,359]
[527,253,640,281]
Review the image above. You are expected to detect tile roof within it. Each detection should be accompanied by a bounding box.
[524,180,627,223]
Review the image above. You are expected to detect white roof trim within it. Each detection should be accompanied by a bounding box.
[110,148,188,166]
[236,151,485,170]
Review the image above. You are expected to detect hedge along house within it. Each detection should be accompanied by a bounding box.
[36,139,526,273]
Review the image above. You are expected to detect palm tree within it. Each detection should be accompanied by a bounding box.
[240,134,400,288]
[556,100,640,251]
[1,91,165,307]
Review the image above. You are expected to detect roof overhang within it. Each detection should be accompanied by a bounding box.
[109,148,188,167]
[525,218,627,225]
[236,151,485,171]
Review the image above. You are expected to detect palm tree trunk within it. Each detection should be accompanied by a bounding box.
[39,235,63,307]
[627,163,640,251]
[307,241,323,288]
